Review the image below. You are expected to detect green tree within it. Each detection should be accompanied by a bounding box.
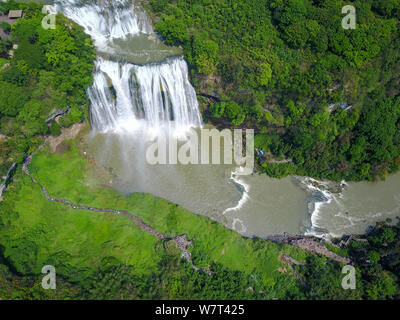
[192,36,219,75]
[0,22,11,34]
[0,81,28,116]
[155,15,189,45]
[257,62,272,86]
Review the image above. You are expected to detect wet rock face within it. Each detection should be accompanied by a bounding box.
[291,238,351,264]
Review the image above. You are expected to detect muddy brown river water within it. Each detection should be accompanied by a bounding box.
[29,0,400,239]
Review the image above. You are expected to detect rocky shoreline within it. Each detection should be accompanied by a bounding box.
[267,233,351,264]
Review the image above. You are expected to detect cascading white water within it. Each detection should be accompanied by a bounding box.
[55,0,153,50]
[56,0,202,133]
[57,0,319,238]
[88,57,202,132]
[51,1,399,239]
[134,58,202,130]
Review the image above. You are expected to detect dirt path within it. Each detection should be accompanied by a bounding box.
[280,254,307,287]
[47,122,85,153]
[22,144,213,276]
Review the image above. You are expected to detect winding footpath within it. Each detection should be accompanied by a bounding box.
[22,145,213,276]
[21,142,349,280]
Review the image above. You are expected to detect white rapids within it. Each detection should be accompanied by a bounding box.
[55,0,153,50]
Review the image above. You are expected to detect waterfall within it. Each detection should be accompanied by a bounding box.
[55,0,153,49]
[56,0,202,133]
[88,57,202,132]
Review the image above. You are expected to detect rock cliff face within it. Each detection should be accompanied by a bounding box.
[291,239,350,264]
[267,233,351,264]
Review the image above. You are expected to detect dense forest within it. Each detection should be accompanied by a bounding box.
[296,222,400,299]
[2,216,400,300]
[147,0,400,181]
[0,1,95,179]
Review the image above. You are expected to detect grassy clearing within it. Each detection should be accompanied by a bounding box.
[1,172,160,281]
[0,131,310,296]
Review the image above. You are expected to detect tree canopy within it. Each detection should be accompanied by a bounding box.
[150,0,400,181]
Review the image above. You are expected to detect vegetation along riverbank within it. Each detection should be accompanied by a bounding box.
[146,0,400,182]
[1,0,400,300]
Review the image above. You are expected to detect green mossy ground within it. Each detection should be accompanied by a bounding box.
[0,129,309,299]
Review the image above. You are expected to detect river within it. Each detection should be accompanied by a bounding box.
[33,0,400,239]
